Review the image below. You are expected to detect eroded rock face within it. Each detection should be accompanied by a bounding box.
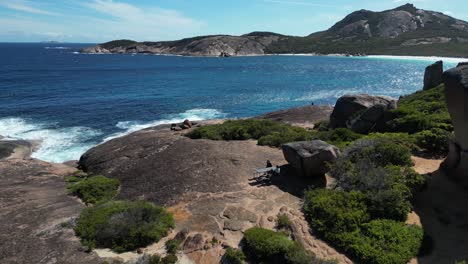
[424,61,444,90]
[442,64,468,176]
[282,140,340,178]
[329,94,397,133]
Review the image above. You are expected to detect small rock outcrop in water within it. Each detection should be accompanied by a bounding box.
[282,140,340,178]
[424,61,444,90]
[329,94,397,133]
[442,64,468,179]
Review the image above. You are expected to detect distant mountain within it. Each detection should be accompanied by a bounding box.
[82,4,468,57]
[268,4,468,56]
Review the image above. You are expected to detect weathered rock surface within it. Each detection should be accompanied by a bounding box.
[81,32,287,57]
[78,124,284,206]
[329,94,397,133]
[442,64,468,178]
[256,105,334,128]
[424,61,444,90]
[282,140,340,178]
[0,158,101,264]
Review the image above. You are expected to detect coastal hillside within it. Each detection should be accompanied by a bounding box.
[81,32,288,56]
[82,4,468,57]
[269,4,468,56]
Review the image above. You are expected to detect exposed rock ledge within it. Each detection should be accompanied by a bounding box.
[81,32,288,57]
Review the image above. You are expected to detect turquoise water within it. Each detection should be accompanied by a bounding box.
[0,43,459,162]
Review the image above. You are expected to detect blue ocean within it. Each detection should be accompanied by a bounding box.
[0,43,460,162]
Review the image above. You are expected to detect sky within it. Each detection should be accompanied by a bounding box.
[1,0,467,43]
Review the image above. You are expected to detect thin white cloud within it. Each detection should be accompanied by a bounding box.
[0,0,59,15]
[82,0,204,29]
[0,0,206,42]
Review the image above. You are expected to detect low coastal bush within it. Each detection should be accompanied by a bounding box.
[344,138,413,167]
[362,132,419,151]
[188,119,313,147]
[414,128,451,154]
[188,119,362,148]
[67,175,120,204]
[276,214,293,231]
[303,189,369,243]
[75,200,174,253]
[344,219,423,264]
[311,128,363,148]
[222,248,246,264]
[330,159,419,220]
[242,227,335,264]
[303,190,423,264]
[165,238,183,254]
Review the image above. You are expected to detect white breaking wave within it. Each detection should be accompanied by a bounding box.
[0,117,102,163]
[45,46,71,50]
[104,108,226,142]
[365,55,467,64]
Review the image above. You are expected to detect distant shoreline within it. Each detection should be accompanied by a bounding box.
[78,51,468,63]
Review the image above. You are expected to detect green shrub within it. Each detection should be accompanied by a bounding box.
[386,165,426,192]
[330,159,421,220]
[414,128,451,154]
[276,214,293,231]
[67,175,120,204]
[314,120,330,131]
[242,227,334,264]
[312,128,363,148]
[243,227,293,262]
[148,255,162,264]
[188,119,365,148]
[75,200,174,253]
[165,238,182,254]
[161,255,177,264]
[258,129,313,147]
[188,119,314,147]
[363,133,419,152]
[223,248,246,264]
[345,138,413,167]
[303,189,369,243]
[345,219,423,264]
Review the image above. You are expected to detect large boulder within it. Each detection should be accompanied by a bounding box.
[282,140,340,178]
[329,94,397,133]
[442,64,468,177]
[424,61,443,90]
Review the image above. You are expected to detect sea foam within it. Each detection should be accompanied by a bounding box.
[104,108,225,141]
[0,117,102,163]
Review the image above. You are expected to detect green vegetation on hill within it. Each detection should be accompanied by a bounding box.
[75,200,174,253]
[385,84,452,154]
[100,39,137,49]
[388,84,451,133]
[66,175,120,204]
